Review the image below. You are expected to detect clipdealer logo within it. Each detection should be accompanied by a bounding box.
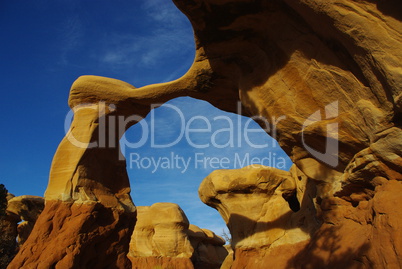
[63,100,339,170]
[63,101,286,152]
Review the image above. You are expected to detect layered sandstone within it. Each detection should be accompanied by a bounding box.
[9,0,402,268]
[8,77,140,268]
[6,195,44,245]
[128,203,227,269]
[171,0,402,187]
[199,165,319,268]
[200,163,402,268]
[188,224,229,268]
[177,0,401,267]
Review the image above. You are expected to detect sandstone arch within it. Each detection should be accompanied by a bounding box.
[9,0,402,268]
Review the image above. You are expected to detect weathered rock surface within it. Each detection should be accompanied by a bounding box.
[177,0,401,267]
[6,195,44,245]
[129,203,193,261]
[7,195,44,223]
[8,77,140,269]
[172,0,402,190]
[290,178,402,269]
[10,0,402,268]
[188,224,229,268]
[11,200,134,268]
[200,164,319,268]
[201,162,402,268]
[128,203,227,269]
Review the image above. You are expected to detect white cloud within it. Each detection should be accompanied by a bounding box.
[99,29,193,68]
[96,0,194,76]
[141,0,185,27]
[59,15,83,64]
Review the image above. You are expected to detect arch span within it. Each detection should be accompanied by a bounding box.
[10,0,402,268]
[124,96,292,234]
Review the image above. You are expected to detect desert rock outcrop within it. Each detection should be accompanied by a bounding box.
[188,224,229,268]
[199,165,319,268]
[128,203,227,269]
[8,77,141,269]
[171,0,402,189]
[6,195,44,245]
[200,162,402,268]
[9,0,402,268]
[178,0,401,267]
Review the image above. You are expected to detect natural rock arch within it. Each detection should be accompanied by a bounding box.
[123,95,290,226]
[8,64,242,267]
[9,0,402,268]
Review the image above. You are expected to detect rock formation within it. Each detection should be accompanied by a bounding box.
[199,164,322,267]
[8,77,142,269]
[0,194,44,267]
[6,195,44,245]
[188,224,229,268]
[199,165,319,268]
[177,0,401,267]
[9,0,402,268]
[172,0,402,184]
[201,162,402,268]
[128,203,227,269]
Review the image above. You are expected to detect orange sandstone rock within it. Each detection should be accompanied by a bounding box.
[176,0,401,267]
[199,165,319,268]
[9,77,139,269]
[10,0,402,267]
[200,164,402,268]
[10,200,134,268]
[6,195,44,245]
[128,203,227,269]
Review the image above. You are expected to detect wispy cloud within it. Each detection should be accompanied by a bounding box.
[141,0,185,27]
[99,30,193,68]
[59,15,83,65]
[97,0,194,81]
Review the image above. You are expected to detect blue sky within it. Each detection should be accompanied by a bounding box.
[0,0,291,235]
